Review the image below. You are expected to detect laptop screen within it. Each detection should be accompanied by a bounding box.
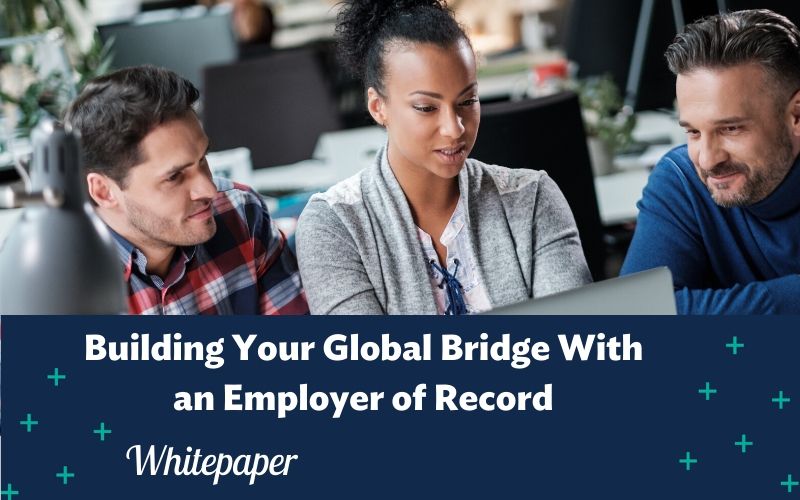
[487,267,676,315]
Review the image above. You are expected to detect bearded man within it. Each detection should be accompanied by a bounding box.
[621,9,800,314]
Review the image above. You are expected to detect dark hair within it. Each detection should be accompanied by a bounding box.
[335,0,469,95]
[665,9,800,101]
[65,65,200,187]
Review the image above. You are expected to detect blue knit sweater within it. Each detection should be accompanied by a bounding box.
[621,145,800,314]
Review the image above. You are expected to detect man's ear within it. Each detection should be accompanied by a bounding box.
[367,87,388,128]
[788,88,800,137]
[86,172,119,208]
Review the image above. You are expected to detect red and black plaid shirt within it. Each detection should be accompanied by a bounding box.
[110,178,308,315]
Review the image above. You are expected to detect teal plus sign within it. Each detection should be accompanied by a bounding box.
[679,451,698,471]
[781,474,799,493]
[725,336,744,355]
[0,484,19,500]
[772,390,791,410]
[47,368,66,387]
[93,422,112,441]
[55,466,75,485]
[698,382,718,400]
[19,413,39,432]
[734,434,753,453]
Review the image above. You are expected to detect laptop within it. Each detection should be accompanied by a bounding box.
[487,267,676,315]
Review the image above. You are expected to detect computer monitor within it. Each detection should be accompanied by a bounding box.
[97,6,238,91]
[202,47,342,169]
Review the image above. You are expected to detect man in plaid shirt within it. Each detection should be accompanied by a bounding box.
[66,66,308,314]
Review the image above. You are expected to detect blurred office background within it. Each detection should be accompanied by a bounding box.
[2,0,799,280]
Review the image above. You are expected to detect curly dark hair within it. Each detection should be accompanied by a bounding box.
[65,65,200,187]
[335,0,469,95]
[665,9,800,103]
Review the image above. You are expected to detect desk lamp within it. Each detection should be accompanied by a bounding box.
[0,118,126,313]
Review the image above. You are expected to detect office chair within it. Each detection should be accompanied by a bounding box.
[202,47,342,169]
[471,91,606,280]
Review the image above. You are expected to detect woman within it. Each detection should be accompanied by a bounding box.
[296,0,590,314]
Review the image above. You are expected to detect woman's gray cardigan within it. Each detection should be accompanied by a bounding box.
[295,148,591,314]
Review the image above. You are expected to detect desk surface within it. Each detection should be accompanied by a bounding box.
[250,126,386,193]
[0,169,652,249]
[248,115,681,226]
[593,170,650,226]
[476,49,564,101]
[0,113,682,245]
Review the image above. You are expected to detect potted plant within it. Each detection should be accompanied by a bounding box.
[0,0,112,145]
[572,74,636,176]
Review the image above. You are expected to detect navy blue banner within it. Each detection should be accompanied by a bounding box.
[2,316,798,498]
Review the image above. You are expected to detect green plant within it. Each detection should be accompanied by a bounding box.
[0,69,72,131]
[572,74,636,153]
[75,32,114,88]
[1,0,86,38]
[0,1,113,131]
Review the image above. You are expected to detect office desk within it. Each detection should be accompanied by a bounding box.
[594,112,684,225]
[270,0,338,49]
[0,168,648,246]
[595,143,676,225]
[0,114,679,244]
[593,170,650,226]
[476,49,564,101]
[248,125,665,227]
[250,126,385,193]
[478,72,530,101]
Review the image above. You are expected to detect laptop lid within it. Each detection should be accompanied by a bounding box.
[487,267,676,315]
